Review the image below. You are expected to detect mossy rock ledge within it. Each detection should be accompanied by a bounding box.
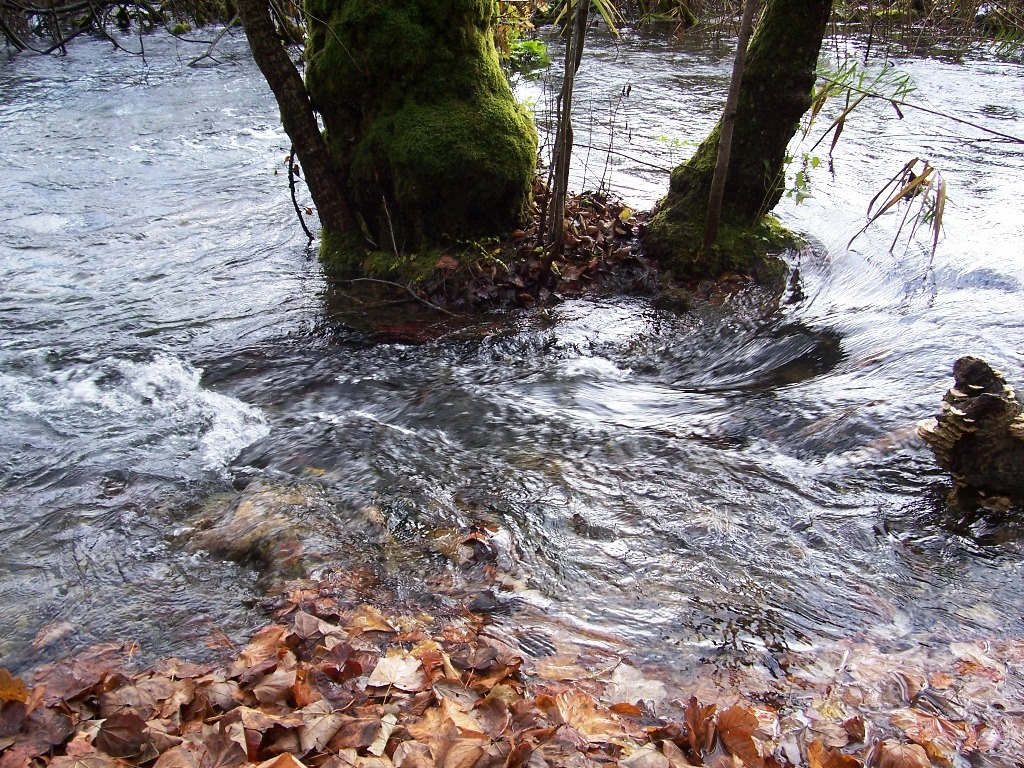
[643,204,798,286]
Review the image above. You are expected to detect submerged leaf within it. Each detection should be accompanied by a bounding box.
[878,741,929,768]
[807,739,862,768]
[0,671,28,704]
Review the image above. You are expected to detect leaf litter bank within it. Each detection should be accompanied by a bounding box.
[2,553,1022,768]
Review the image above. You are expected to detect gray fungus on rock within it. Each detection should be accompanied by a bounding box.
[918,355,1024,508]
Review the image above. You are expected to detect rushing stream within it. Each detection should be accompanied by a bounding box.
[2,26,1024,716]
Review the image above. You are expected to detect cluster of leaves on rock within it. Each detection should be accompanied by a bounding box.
[2,564,991,768]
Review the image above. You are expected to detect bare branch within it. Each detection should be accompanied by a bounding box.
[187,11,238,66]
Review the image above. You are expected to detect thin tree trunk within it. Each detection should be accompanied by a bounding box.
[236,0,354,236]
[543,0,590,271]
[703,0,757,250]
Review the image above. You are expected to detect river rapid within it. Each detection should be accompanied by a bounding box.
[1,26,1023,717]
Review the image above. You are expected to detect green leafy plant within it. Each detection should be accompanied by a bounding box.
[506,37,552,78]
[806,60,917,156]
[783,153,821,205]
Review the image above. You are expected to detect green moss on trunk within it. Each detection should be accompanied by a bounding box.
[644,0,832,279]
[304,0,537,267]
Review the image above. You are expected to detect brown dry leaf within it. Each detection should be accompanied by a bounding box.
[145,718,185,753]
[684,696,717,757]
[662,739,700,768]
[611,702,645,717]
[807,739,862,768]
[889,709,964,765]
[392,741,434,768]
[48,734,127,768]
[468,660,522,694]
[293,612,342,642]
[34,643,123,705]
[963,723,1001,752]
[100,675,176,719]
[255,754,309,768]
[327,715,382,752]
[1,700,26,741]
[949,643,1005,680]
[622,743,671,768]
[808,719,849,749]
[19,706,74,757]
[0,671,28,704]
[928,672,955,690]
[158,678,197,719]
[195,724,248,768]
[253,668,297,706]
[438,697,486,737]
[433,681,481,711]
[49,752,127,768]
[473,694,512,736]
[701,750,737,768]
[153,745,202,768]
[95,712,151,759]
[502,739,535,768]
[298,700,345,754]
[153,659,212,680]
[322,749,363,768]
[226,705,303,733]
[237,625,290,671]
[435,256,460,272]
[367,654,425,692]
[717,705,761,768]
[440,738,485,768]
[842,717,865,745]
[367,713,397,757]
[193,677,242,713]
[878,741,930,768]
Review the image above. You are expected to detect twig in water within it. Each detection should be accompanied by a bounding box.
[572,142,673,172]
[350,278,459,317]
[288,147,314,242]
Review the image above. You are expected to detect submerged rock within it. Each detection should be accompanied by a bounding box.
[917,356,1024,507]
[184,480,392,587]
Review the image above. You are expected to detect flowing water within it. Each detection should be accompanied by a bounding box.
[2,28,1024,709]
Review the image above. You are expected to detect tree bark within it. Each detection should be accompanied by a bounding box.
[644,0,833,277]
[702,0,757,250]
[303,0,536,260]
[236,0,354,236]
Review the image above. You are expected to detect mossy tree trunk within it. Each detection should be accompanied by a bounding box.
[303,0,538,273]
[239,0,537,276]
[644,0,833,279]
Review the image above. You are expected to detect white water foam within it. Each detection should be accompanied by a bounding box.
[6,354,269,473]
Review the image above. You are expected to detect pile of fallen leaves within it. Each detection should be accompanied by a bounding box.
[0,567,956,768]
[412,184,659,312]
